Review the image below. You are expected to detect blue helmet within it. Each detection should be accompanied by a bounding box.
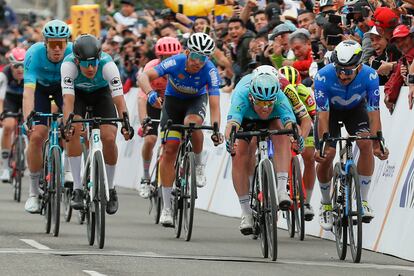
[249,65,280,101]
[42,20,70,39]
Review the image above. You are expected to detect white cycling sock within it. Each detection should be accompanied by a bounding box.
[106,164,116,189]
[276,172,289,194]
[29,171,41,197]
[143,160,151,180]
[305,188,313,204]
[64,152,71,172]
[319,181,331,205]
[359,175,372,202]
[1,149,10,170]
[239,195,251,216]
[69,156,82,190]
[194,152,204,166]
[162,186,172,209]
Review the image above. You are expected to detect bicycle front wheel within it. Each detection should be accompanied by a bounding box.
[63,187,72,222]
[42,142,51,234]
[292,156,305,241]
[348,164,362,263]
[94,152,106,249]
[262,159,278,261]
[51,148,62,237]
[183,152,196,242]
[13,136,24,202]
[332,163,347,260]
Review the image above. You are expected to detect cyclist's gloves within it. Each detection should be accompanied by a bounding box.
[147,90,158,106]
[211,132,224,146]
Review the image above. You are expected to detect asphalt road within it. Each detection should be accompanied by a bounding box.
[0,178,412,276]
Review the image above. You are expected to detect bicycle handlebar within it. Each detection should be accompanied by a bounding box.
[26,111,62,130]
[162,119,219,143]
[0,111,23,121]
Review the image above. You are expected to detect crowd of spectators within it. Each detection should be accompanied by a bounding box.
[1,0,414,110]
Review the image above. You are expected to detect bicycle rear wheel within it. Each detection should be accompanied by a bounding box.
[287,161,295,238]
[332,163,347,260]
[63,187,72,222]
[292,156,305,241]
[174,150,184,238]
[262,159,278,261]
[183,152,196,242]
[348,164,362,263]
[94,152,106,249]
[152,159,162,224]
[51,148,62,237]
[12,136,24,202]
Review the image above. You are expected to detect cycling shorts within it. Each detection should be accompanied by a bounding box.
[73,86,118,126]
[3,93,22,113]
[160,94,207,142]
[34,83,63,126]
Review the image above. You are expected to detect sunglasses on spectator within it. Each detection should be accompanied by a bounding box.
[335,65,359,76]
[12,62,23,69]
[188,51,208,63]
[47,40,67,49]
[79,59,99,68]
[250,96,275,108]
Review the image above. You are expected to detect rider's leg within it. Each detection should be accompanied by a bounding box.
[159,139,180,210]
[142,135,157,179]
[302,146,316,204]
[66,119,83,190]
[27,125,48,196]
[232,139,253,213]
[1,117,16,172]
[356,139,374,201]
[185,114,204,160]
[101,124,118,189]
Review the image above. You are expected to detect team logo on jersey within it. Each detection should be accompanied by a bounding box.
[369,72,378,80]
[111,77,121,87]
[64,77,73,86]
[331,94,361,106]
[305,95,315,106]
[314,73,326,83]
[285,87,300,106]
[178,74,185,80]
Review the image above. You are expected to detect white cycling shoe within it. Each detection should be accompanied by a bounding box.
[195,165,206,188]
[0,169,10,183]
[64,171,73,183]
[25,196,40,214]
[362,201,374,223]
[139,179,151,199]
[278,190,292,211]
[160,208,173,227]
[239,214,254,235]
[319,204,333,231]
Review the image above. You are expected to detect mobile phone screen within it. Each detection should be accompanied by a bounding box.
[178,4,184,14]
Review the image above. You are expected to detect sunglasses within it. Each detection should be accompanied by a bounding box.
[79,59,99,68]
[250,96,275,108]
[335,65,358,76]
[188,51,208,63]
[47,40,67,49]
[12,62,23,69]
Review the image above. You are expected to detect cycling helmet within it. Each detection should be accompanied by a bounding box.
[8,48,26,63]
[320,0,334,8]
[186,32,215,56]
[344,0,358,5]
[279,66,301,85]
[42,20,70,39]
[73,34,102,61]
[155,37,182,56]
[331,40,362,67]
[249,65,280,101]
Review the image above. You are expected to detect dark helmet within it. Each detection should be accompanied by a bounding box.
[73,34,102,61]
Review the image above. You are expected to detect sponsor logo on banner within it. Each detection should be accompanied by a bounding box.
[399,159,414,208]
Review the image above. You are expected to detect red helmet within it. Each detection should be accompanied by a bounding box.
[155,37,182,56]
[8,48,26,64]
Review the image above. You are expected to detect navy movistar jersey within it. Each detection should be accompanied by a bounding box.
[154,54,220,99]
[227,74,296,126]
[314,64,380,112]
[61,52,123,97]
[24,42,73,89]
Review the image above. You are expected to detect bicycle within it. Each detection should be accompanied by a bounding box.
[319,123,385,263]
[65,112,132,249]
[27,111,64,237]
[163,119,219,242]
[0,111,26,202]
[228,124,298,261]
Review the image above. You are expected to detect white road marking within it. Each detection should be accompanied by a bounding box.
[83,270,107,276]
[19,239,51,250]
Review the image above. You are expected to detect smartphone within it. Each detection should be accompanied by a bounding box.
[341,14,349,26]
[326,35,342,46]
[106,0,111,7]
[402,15,412,27]
[215,0,225,4]
[178,4,184,14]
[311,40,321,59]
[203,25,211,34]
[371,59,381,70]
[328,14,342,24]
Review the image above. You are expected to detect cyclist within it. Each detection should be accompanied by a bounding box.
[22,20,72,213]
[61,34,133,215]
[314,40,389,231]
[138,33,223,226]
[279,65,316,221]
[0,48,26,182]
[224,65,299,235]
[137,37,182,199]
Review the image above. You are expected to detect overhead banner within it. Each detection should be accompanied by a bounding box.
[70,4,101,40]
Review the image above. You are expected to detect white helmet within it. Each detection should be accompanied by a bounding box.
[252,65,279,79]
[187,32,215,56]
[250,65,280,101]
[344,0,358,5]
[331,40,362,67]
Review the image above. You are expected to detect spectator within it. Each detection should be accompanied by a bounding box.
[107,0,137,28]
[193,17,210,33]
[159,23,178,37]
[384,25,414,113]
[297,10,315,29]
[0,0,17,29]
[284,29,313,80]
[267,23,296,69]
[368,7,400,40]
[227,17,255,83]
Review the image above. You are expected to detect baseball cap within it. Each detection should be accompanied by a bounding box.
[269,23,296,40]
[120,0,135,5]
[265,3,281,20]
[390,24,411,42]
[368,7,399,29]
[367,26,380,36]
